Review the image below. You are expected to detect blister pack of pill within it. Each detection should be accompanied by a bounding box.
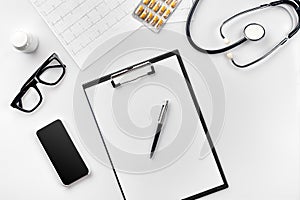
[133,0,182,33]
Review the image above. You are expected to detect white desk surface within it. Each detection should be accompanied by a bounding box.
[0,0,299,199]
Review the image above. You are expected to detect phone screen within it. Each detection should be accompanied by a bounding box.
[37,120,89,186]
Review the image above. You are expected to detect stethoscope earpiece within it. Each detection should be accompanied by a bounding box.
[223,38,231,44]
[243,23,266,41]
[226,52,233,59]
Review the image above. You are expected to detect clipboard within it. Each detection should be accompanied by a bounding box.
[82,50,228,200]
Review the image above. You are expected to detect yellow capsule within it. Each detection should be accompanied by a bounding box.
[146,12,154,23]
[170,0,178,8]
[151,16,159,26]
[135,5,144,16]
[148,0,157,8]
[153,3,161,12]
[166,0,173,5]
[143,0,151,5]
[163,9,171,19]
[140,10,149,20]
[156,19,164,29]
[159,5,166,15]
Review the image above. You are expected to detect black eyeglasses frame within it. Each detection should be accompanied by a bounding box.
[10,53,66,113]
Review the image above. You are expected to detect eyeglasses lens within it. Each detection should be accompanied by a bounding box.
[39,59,64,84]
[17,87,41,111]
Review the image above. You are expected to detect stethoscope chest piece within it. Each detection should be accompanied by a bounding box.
[243,23,266,41]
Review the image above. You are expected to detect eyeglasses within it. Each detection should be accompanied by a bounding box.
[11,53,66,113]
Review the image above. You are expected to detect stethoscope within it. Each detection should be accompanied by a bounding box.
[186,0,300,68]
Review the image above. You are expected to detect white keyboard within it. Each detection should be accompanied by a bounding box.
[30,0,192,70]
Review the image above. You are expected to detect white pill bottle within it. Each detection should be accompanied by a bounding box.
[11,31,39,53]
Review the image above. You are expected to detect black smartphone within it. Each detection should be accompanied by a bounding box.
[37,120,89,186]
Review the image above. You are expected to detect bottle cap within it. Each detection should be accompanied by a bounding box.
[11,31,29,51]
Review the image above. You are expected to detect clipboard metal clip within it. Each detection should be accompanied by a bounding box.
[111,62,155,88]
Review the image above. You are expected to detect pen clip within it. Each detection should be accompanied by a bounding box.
[111,62,155,88]
[158,100,169,124]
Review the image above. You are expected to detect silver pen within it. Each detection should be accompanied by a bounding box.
[150,100,169,159]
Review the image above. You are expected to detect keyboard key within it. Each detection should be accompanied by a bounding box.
[113,8,126,21]
[96,3,110,17]
[78,16,92,32]
[87,9,100,24]
[96,20,109,34]
[41,2,54,15]
[53,19,65,33]
[47,11,61,25]
[61,29,75,44]
[108,1,119,10]
[79,34,92,47]
[105,13,117,27]
[69,39,82,55]
[86,26,100,40]
[70,23,83,37]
